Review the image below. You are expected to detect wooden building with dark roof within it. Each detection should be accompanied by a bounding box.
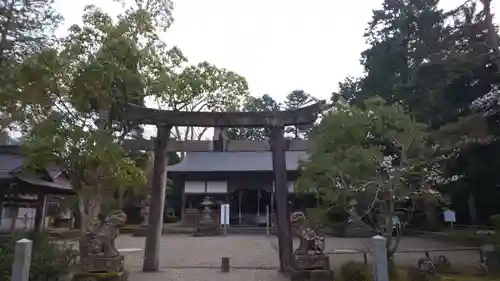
[0,145,74,232]
[168,149,309,226]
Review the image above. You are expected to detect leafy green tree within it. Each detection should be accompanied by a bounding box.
[297,97,431,256]
[8,0,248,239]
[0,0,61,131]
[152,61,249,141]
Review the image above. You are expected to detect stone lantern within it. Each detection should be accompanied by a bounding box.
[199,196,214,224]
[194,196,219,236]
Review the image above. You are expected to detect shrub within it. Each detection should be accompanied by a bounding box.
[388,257,398,280]
[407,267,440,281]
[340,261,371,281]
[433,255,451,273]
[490,214,500,229]
[164,215,178,223]
[0,232,77,281]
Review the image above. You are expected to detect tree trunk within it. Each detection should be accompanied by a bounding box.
[0,0,16,62]
[73,209,81,229]
[78,195,102,259]
[480,0,500,68]
[424,203,440,231]
[118,189,125,210]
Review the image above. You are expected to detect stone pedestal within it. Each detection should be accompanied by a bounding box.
[82,255,125,272]
[292,254,330,270]
[72,271,128,281]
[193,224,220,236]
[290,254,333,281]
[290,270,334,281]
[74,256,127,281]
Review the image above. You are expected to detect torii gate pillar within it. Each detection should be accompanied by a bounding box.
[143,126,171,272]
[271,126,293,272]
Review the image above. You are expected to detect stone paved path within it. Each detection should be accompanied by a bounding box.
[116,234,480,281]
[127,269,288,281]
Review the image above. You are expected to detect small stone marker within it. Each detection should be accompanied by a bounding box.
[372,235,389,281]
[221,257,230,272]
[11,238,33,281]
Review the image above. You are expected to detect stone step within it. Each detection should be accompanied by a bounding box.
[132,225,276,236]
[226,226,276,235]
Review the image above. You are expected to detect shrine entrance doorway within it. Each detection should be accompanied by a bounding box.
[228,188,272,226]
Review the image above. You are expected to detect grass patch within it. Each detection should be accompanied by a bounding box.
[442,229,495,246]
[440,276,500,281]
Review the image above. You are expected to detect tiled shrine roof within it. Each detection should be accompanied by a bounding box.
[168,151,308,172]
[0,145,74,194]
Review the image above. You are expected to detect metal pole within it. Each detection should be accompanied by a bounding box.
[266,205,270,236]
[238,190,242,225]
[271,188,275,226]
[257,190,260,218]
[223,204,228,236]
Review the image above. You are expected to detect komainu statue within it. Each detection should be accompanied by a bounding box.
[75,210,128,281]
[291,212,325,255]
[290,212,333,280]
[85,210,127,257]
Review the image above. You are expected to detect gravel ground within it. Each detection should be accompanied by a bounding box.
[115,234,480,281]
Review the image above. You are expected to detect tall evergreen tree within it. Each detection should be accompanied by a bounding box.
[334,0,500,224]
[284,90,314,139]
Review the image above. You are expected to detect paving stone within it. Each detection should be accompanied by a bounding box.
[114,234,479,281]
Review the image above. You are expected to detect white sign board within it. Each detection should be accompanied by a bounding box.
[443,210,456,223]
[392,216,400,226]
[220,204,230,225]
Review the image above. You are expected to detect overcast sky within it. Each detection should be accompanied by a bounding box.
[54,0,497,104]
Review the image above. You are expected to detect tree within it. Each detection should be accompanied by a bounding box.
[4,0,251,247]
[0,0,61,131]
[284,90,315,139]
[151,61,248,142]
[15,4,153,234]
[334,0,500,225]
[478,0,500,68]
[346,0,447,106]
[297,97,432,256]
[226,94,281,140]
[338,0,495,128]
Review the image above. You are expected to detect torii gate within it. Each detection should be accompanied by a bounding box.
[113,101,327,272]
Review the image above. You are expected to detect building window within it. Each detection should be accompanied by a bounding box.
[185,181,206,194]
[206,181,227,193]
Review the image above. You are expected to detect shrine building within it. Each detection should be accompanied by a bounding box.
[167,129,311,226]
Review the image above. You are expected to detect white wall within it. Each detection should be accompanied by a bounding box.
[0,207,36,231]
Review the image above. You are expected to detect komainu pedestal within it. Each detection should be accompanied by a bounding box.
[289,213,334,281]
[82,255,125,273]
[292,254,330,270]
[73,211,128,281]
